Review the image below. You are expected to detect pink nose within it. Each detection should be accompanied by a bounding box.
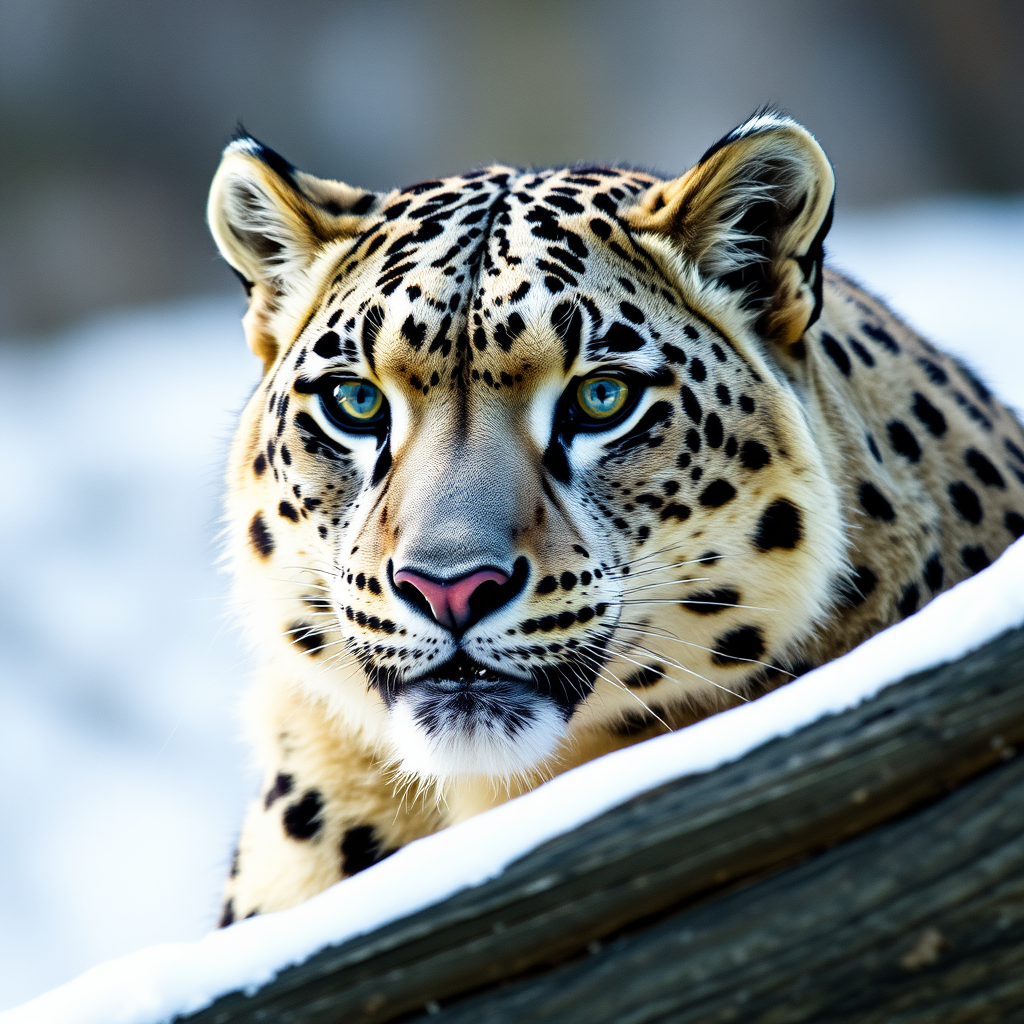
[393,567,510,631]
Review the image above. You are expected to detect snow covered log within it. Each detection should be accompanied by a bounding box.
[182,621,1024,1024]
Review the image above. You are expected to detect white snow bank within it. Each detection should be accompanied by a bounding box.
[7,534,1024,1024]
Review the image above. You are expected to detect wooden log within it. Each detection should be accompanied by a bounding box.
[182,625,1024,1024]
[424,752,1024,1023]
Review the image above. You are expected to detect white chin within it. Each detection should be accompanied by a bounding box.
[387,683,567,782]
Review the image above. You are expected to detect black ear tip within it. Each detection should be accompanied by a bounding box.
[697,108,806,166]
[223,129,297,185]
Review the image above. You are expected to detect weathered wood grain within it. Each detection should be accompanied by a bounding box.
[425,752,1024,1023]
[182,624,1024,1024]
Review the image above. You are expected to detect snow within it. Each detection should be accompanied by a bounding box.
[1,195,1022,1019]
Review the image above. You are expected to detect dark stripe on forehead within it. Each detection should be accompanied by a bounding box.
[362,305,385,372]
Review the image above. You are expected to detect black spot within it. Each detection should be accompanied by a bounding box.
[897,583,919,619]
[508,280,531,303]
[600,322,645,352]
[683,324,699,340]
[313,331,341,359]
[560,571,578,590]
[613,708,663,737]
[689,358,707,382]
[249,512,274,557]
[704,412,723,448]
[838,565,877,607]
[589,217,612,240]
[350,193,375,215]
[849,339,875,367]
[283,790,324,840]
[400,315,427,349]
[218,900,235,929]
[623,664,664,688]
[924,554,944,593]
[660,502,692,522]
[958,362,992,406]
[949,482,983,524]
[739,440,770,470]
[859,482,895,521]
[536,575,557,595]
[821,333,851,376]
[685,428,701,453]
[1005,511,1024,539]
[619,301,645,324]
[680,386,702,423]
[662,343,687,365]
[1005,438,1024,464]
[278,500,299,522]
[547,194,584,214]
[341,825,390,876]
[685,587,740,614]
[753,499,803,550]
[866,434,882,463]
[961,545,990,573]
[716,383,731,405]
[965,449,1005,488]
[264,772,294,810]
[738,395,755,414]
[711,625,766,666]
[887,421,921,462]
[635,493,664,510]
[253,453,266,476]
[916,356,947,385]
[862,323,900,354]
[912,392,947,437]
[699,479,736,507]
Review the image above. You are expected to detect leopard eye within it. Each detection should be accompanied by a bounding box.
[576,376,629,423]
[321,379,387,430]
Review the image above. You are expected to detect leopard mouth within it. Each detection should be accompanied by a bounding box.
[406,650,528,692]
[386,652,568,779]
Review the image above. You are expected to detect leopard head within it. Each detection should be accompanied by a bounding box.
[209,114,844,784]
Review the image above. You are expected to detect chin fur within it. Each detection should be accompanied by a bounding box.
[386,682,566,782]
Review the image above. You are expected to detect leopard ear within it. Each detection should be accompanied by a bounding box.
[208,136,381,362]
[208,135,380,290]
[629,113,834,348]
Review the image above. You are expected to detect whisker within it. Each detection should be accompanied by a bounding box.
[571,647,673,731]
[612,555,729,581]
[613,618,796,679]
[600,633,751,703]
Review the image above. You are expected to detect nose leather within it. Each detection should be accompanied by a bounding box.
[394,568,509,631]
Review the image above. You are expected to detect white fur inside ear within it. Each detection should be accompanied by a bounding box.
[387,684,566,782]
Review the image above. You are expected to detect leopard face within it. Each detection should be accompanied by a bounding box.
[211,116,846,782]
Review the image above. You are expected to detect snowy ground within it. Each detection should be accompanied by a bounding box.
[0,196,1022,1013]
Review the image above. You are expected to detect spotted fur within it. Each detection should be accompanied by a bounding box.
[208,114,1024,922]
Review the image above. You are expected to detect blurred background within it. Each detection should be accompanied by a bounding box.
[1,0,1022,1010]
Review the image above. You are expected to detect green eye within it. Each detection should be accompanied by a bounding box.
[326,379,386,427]
[577,376,629,421]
